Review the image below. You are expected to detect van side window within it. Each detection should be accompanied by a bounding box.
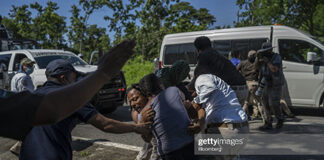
[213,38,267,59]
[232,40,249,59]
[279,39,323,65]
[164,43,197,65]
[213,40,231,58]
[13,54,27,71]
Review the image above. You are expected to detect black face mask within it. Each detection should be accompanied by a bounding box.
[248,56,255,63]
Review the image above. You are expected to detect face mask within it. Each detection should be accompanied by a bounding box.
[26,67,34,75]
[248,57,255,63]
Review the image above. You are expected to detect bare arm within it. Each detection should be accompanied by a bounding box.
[188,102,205,134]
[88,113,151,134]
[33,40,135,125]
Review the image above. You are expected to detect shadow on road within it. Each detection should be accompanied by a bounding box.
[291,107,324,117]
[72,139,109,151]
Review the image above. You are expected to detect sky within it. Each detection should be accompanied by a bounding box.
[0,0,239,26]
[0,0,240,36]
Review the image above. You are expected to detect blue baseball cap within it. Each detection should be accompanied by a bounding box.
[45,59,79,77]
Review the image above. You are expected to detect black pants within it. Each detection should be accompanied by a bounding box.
[161,142,196,160]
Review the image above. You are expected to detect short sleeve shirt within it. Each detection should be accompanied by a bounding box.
[150,87,193,155]
[237,60,259,81]
[193,74,247,124]
[20,81,98,160]
[0,89,43,140]
[11,72,35,92]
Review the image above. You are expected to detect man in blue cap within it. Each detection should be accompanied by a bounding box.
[19,59,152,160]
[0,40,135,141]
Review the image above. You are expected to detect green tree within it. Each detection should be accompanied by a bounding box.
[68,0,103,54]
[103,0,215,59]
[30,1,67,49]
[4,4,32,39]
[235,0,324,37]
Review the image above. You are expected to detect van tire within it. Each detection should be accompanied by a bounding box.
[320,93,324,108]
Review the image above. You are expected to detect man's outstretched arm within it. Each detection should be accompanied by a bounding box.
[33,40,135,125]
[88,113,151,135]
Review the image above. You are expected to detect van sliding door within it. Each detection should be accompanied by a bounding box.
[279,39,324,107]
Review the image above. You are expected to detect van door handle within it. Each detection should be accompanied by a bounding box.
[282,66,287,69]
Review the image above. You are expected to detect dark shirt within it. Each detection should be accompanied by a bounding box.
[196,48,246,85]
[0,90,43,140]
[20,81,98,160]
[237,60,259,81]
[151,87,193,155]
[261,53,284,87]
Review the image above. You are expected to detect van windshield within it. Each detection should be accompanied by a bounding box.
[34,55,88,69]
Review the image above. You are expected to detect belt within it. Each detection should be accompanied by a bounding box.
[207,121,249,129]
[231,85,247,91]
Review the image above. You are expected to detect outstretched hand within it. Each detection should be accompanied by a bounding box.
[97,40,136,81]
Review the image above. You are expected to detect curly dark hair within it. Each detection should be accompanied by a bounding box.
[139,73,162,97]
[126,83,142,94]
[194,36,211,51]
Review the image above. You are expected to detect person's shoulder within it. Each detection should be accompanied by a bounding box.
[272,53,282,62]
[196,74,214,83]
[166,86,179,92]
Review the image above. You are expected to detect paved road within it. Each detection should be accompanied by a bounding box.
[71,105,324,159]
[1,105,324,160]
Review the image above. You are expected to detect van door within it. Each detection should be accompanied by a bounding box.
[0,53,12,89]
[278,38,324,107]
[8,53,28,89]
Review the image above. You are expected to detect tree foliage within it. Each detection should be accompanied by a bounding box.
[235,0,324,37]
[1,0,215,60]
[2,2,67,49]
[103,0,216,59]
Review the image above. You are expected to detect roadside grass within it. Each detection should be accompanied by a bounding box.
[79,151,91,157]
[122,55,154,88]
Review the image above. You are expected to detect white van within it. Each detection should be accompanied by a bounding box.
[157,25,324,108]
[0,49,127,113]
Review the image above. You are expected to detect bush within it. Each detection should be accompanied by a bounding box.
[122,55,154,88]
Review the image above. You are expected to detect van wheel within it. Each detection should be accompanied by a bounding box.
[320,93,324,108]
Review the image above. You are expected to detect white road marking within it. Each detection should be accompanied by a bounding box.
[72,136,142,152]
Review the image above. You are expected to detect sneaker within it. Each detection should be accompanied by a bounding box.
[276,119,284,129]
[259,123,273,130]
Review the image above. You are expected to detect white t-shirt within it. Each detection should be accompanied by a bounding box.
[193,74,247,124]
[11,72,34,92]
